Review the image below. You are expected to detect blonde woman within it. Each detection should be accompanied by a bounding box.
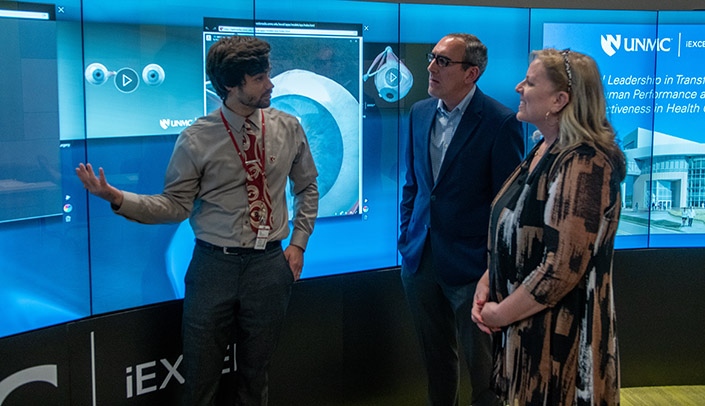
[472,49,625,405]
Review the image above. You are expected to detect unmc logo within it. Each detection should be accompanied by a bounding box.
[160,118,194,130]
[601,34,621,56]
[601,34,672,56]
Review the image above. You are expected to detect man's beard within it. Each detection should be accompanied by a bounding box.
[239,91,271,109]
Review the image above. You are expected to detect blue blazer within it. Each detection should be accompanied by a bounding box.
[398,87,524,285]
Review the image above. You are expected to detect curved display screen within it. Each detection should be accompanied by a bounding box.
[1,0,703,338]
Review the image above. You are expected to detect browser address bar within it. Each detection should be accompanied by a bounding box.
[218,26,255,34]
[256,27,358,36]
[0,9,50,20]
[217,25,357,37]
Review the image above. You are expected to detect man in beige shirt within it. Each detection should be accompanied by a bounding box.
[76,36,318,406]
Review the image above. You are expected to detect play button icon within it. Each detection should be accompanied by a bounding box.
[385,68,399,86]
[114,68,139,93]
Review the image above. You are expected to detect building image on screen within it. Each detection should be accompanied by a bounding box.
[623,127,705,226]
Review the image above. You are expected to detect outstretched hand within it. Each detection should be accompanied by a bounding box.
[75,163,124,206]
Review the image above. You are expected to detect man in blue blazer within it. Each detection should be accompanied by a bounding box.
[398,33,524,406]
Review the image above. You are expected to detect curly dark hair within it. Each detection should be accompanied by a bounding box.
[206,36,271,101]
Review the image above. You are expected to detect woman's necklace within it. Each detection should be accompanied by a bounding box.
[536,136,557,158]
[530,139,554,172]
[534,143,548,159]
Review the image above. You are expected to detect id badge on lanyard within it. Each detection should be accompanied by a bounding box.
[254,226,270,250]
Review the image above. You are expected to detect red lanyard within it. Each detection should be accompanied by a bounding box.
[220,109,266,171]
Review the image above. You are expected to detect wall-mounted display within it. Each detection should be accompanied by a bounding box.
[1,0,702,338]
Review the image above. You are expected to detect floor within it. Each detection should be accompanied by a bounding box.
[621,385,705,405]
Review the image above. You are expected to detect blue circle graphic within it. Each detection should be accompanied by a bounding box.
[271,94,343,198]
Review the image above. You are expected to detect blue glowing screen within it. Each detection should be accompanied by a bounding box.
[2,1,705,338]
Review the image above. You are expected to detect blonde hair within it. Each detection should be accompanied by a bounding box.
[532,48,625,178]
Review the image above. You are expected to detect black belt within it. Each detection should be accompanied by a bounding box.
[195,239,281,255]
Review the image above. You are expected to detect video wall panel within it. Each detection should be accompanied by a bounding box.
[532,9,705,248]
[0,0,91,338]
[531,9,658,249]
[650,11,705,248]
[1,0,704,338]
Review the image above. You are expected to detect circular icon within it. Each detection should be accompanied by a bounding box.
[271,69,360,217]
[114,68,139,93]
[384,67,399,86]
[84,63,110,85]
[142,63,165,86]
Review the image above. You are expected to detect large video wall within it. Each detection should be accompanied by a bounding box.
[1,0,704,338]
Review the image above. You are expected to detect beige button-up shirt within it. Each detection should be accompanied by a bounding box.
[116,105,319,250]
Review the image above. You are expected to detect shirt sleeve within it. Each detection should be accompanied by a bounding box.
[114,133,197,224]
[522,147,619,307]
[287,123,319,250]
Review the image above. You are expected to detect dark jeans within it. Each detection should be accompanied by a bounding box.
[401,240,496,406]
[181,242,293,406]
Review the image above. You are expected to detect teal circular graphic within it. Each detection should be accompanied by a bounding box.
[384,67,400,86]
[114,68,139,93]
[89,67,105,83]
[142,63,165,86]
[271,95,342,198]
[271,69,360,217]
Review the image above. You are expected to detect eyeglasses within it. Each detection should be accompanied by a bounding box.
[427,53,467,68]
[561,49,573,93]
